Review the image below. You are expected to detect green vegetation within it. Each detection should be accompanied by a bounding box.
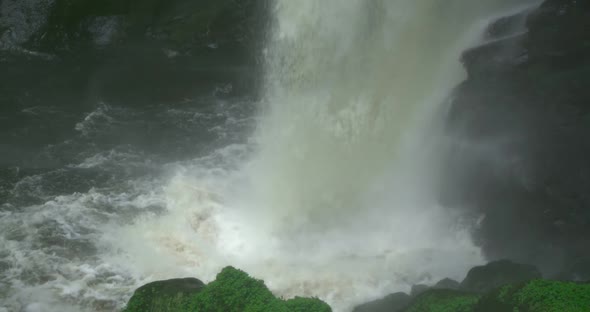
[397,280,590,312]
[402,289,480,312]
[122,277,205,312]
[123,266,332,312]
[124,268,590,312]
[475,280,590,312]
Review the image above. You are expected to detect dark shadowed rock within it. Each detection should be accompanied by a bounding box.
[442,0,590,275]
[433,278,461,290]
[0,0,265,152]
[16,0,264,55]
[525,0,590,65]
[410,284,429,297]
[461,34,528,77]
[352,292,411,312]
[460,260,542,293]
[484,10,530,40]
[401,289,480,312]
[555,258,590,282]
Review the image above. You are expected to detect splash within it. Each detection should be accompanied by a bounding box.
[100,1,540,311]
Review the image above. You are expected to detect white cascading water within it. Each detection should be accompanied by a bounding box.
[100,1,540,311]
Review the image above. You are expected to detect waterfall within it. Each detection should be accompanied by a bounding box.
[230,0,540,309]
[96,1,540,311]
[247,0,536,225]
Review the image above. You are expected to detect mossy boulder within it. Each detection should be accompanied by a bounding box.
[123,277,205,312]
[460,260,542,293]
[352,292,411,312]
[474,280,590,312]
[401,289,480,312]
[123,266,332,312]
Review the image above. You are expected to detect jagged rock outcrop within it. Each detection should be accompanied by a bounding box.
[460,260,542,293]
[442,0,590,275]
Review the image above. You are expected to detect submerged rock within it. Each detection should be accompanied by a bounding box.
[460,260,542,293]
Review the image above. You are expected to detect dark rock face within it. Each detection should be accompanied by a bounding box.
[352,292,411,312]
[433,278,461,290]
[483,10,530,40]
[0,0,266,105]
[442,0,590,275]
[460,260,542,293]
[402,289,480,312]
[0,0,266,167]
[2,0,265,55]
[556,258,590,281]
[410,284,430,297]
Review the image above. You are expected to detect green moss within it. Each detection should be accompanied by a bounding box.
[516,280,590,311]
[186,266,279,312]
[122,266,331,312]
[498,284,515,302]
[475,280,590,312]
[402,289,480,312]
[285,297,333,312]
[122,278,205,312]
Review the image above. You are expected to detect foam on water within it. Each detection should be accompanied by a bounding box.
[0,182,164,312]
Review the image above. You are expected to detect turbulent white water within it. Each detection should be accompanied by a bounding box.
[0,1,540,312]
